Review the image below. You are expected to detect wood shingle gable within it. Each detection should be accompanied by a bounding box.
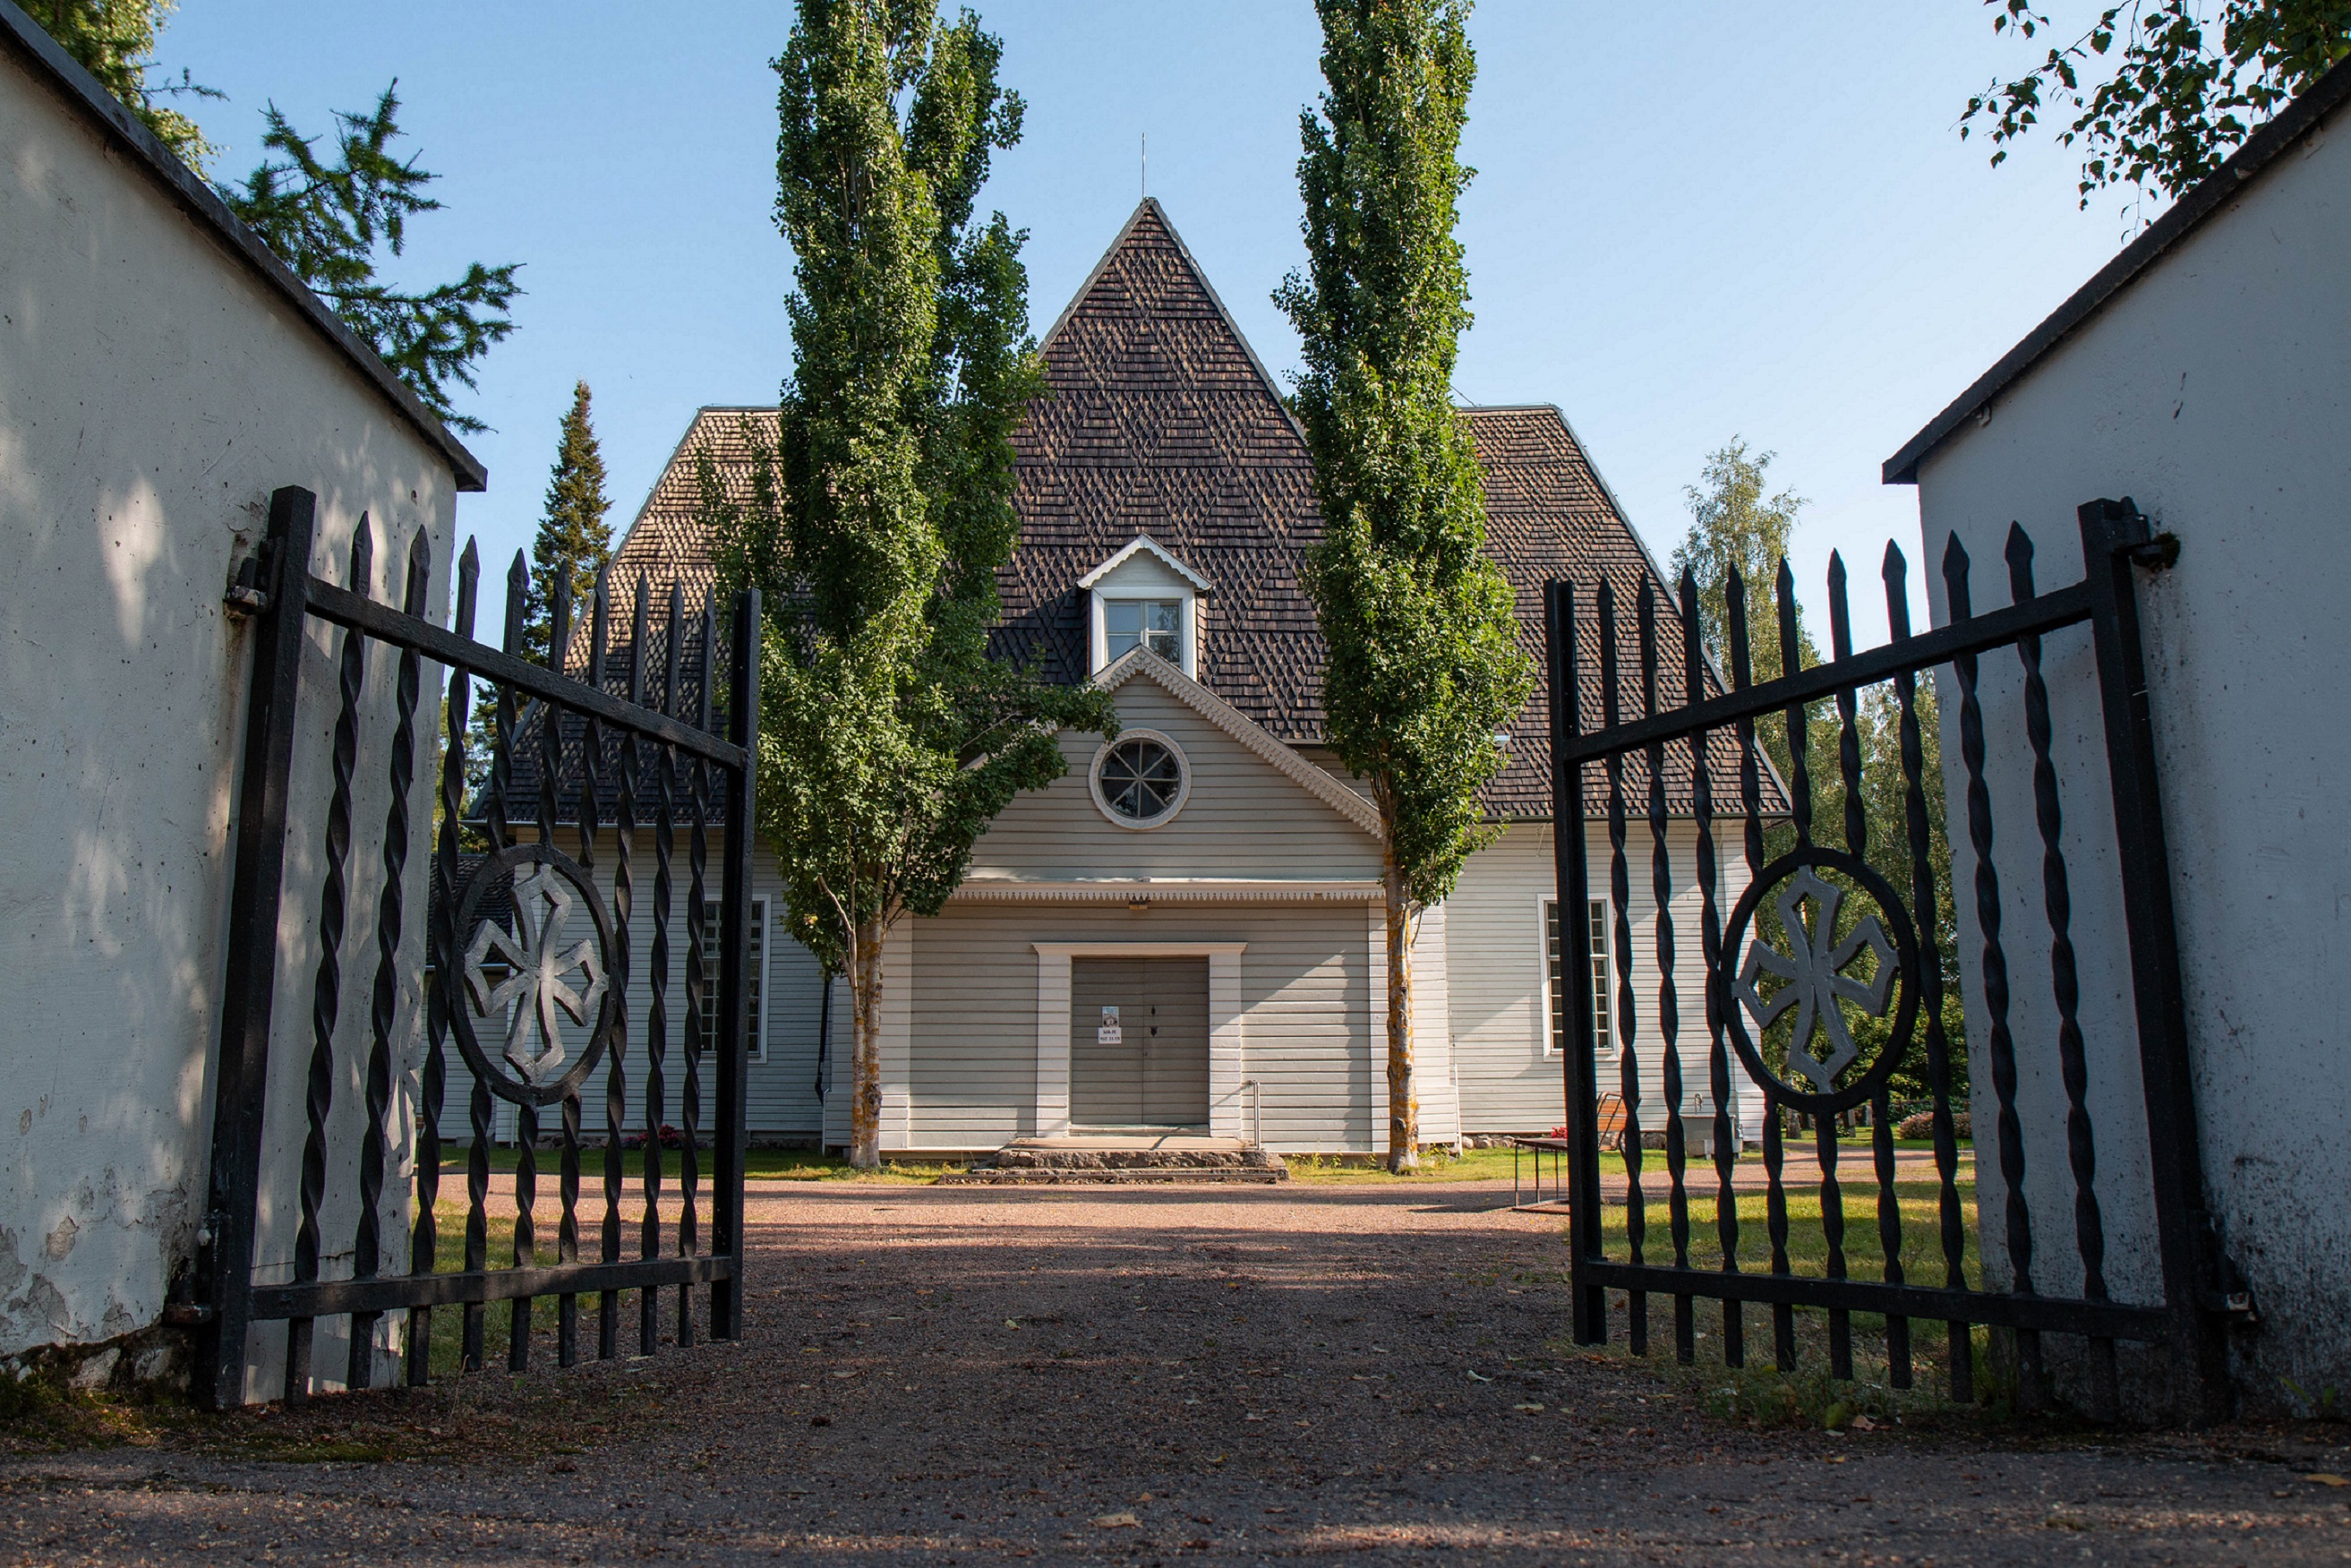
[588,202,1773,824]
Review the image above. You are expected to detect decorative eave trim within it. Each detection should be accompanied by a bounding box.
[1091,648,1384,838]
[1033,941,1251,958]
[956,879,1382,906]
[1078,534,1214,594]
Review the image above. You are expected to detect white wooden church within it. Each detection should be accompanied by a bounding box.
[560,200,1759,1158]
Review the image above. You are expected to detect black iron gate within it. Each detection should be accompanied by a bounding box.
[190,486,762,1408]
[1545,499,2232,1420]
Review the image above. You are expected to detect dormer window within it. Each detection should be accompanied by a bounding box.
[1106,598,1183,662]
[1079,536,1214,679]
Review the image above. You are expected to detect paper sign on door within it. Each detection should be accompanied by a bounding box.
[1097,1005,1122,1045]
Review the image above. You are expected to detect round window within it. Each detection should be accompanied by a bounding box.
[1090,732,1189,828]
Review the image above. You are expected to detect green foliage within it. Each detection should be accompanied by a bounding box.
[706,2,1112,1164]
[33,0,217,169]
[1963,0,2351,210]
[524,382,615,660]
[1274,0,1533,914]
[1276,0,1530,1169]
[1672,442,1968,1107]
[216,85,521,433]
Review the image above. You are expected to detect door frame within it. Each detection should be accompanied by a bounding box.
[1032,943,1245,1140]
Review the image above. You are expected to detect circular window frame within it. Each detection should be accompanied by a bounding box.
[1088,729,1191,831]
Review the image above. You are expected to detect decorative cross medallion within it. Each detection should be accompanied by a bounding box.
[462,863,609,1086]
[1732,867,1898,1091]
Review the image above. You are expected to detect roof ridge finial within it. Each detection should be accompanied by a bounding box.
[1141,131,1147,202]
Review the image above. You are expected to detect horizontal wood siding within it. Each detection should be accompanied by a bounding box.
[434,833,829,1140]
[903,905,1371,1154]
[1447,821,1758,1138]
[966,680,1379,884]
[903,911,1039,1148]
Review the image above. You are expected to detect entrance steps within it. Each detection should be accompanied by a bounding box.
[939,1135,1288,1185]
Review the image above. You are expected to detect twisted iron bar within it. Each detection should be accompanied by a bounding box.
[347,530,429,1391]
[410,539,478,1386]
[1946,534,2044,1402]
[2007,525,2116,1413]
[286,516,371,1404]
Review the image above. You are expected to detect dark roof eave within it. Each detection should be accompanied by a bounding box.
[0,0,488,491]
[1883,52,2351,486]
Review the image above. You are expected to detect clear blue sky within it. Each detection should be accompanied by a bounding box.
[160,2,2126,648]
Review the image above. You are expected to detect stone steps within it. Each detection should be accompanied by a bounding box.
[937,1165,1287,1186]
[940,1136,1290,1185]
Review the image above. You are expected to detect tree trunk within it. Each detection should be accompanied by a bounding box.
[848,915,887,1170]
[1384,854,1419,1173]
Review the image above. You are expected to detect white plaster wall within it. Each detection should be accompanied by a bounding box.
[0,52,458,1377]
[1910,100,2351,1407]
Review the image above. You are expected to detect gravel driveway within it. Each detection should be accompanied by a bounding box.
[3,1178,2345,1565]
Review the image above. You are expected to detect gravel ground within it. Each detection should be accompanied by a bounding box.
[3,1179,2347,1565]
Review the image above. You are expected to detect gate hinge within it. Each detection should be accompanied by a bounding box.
[2200,1288,2258,1324]
[2095,496,2181,572]
[161,1303,216,1327]
[223,541,277,616]
[2130,531,2182,572]
[2199,1231,2259,1325]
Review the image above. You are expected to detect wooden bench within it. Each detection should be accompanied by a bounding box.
[1592,1091,1631,1155]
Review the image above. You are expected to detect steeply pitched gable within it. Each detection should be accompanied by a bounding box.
[993,200,1329,738]
[586,210,1775,825]
[1468,405,1753,820]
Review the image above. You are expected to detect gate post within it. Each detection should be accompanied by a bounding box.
[193,486,316,1410]
[1547,581,1607,1344]
[711,588,762,1341]
[2076,497,2231,1424]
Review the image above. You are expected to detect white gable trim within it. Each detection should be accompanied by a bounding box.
[1078,535,1215,594]
[951,878,1381,905]
[1093,648,1383,838]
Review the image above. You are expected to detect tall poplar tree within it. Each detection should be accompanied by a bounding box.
[525,382,615,659]
[704,0,1112,1168]
[1276,0,1533,1172]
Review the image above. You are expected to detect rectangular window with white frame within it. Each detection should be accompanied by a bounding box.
[1103,597,1183,663]
[1544,897,1612,1057]
[699,895,768,1063]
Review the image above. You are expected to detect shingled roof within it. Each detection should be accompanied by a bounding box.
[597,199,1763,821]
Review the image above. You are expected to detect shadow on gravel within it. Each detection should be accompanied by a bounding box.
[3,1185,2345,1565]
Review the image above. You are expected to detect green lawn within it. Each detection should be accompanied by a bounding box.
[1600,1176,1981,1288]
[1563,1168,1991,1423]
[439,1148,933,1181]
[1286,1144,1634,1185]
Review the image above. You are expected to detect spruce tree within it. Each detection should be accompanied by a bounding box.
[703,0,1113,1169]
[525,382,614,661]
[1276,0,1533,1172]
[218,86,521,434]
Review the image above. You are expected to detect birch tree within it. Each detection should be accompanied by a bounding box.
[1964,0,2351,210]
[1276,0,1533,1172]
[704,0,1111,1168]
[1672,440,1965,1103]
